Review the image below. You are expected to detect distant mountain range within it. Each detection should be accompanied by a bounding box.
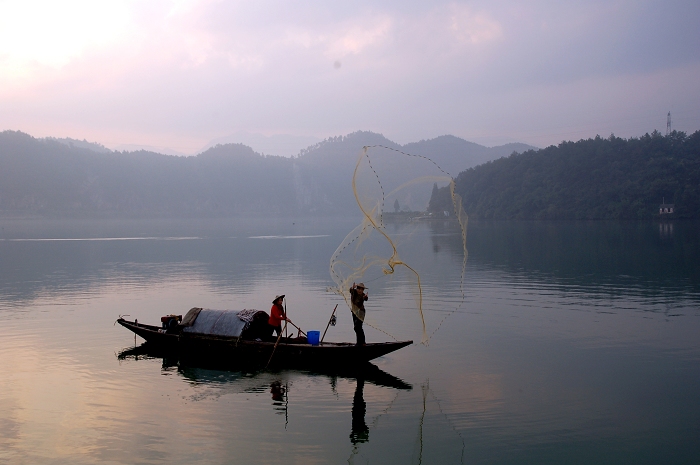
[0,130,535,217]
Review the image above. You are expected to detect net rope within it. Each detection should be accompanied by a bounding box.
[329,145,469,345]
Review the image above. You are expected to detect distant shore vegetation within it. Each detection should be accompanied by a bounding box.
[2,129,698,220]
[429,130,700,220]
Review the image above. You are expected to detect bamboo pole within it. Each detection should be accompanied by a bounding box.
[284,299,288,338]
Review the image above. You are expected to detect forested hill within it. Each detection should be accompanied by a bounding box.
[429,131,700,219]
[0,130,533,217]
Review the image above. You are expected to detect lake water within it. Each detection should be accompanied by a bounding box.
[0,217,698,464]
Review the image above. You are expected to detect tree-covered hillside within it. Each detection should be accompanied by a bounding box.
[429,131,700,219]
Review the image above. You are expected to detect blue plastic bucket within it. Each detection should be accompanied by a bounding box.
[307,330,320,345]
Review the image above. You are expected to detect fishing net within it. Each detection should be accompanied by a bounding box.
[329,145,468,344]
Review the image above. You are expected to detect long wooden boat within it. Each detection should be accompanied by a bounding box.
[116,313,412,369]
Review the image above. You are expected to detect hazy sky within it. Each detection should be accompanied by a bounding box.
[1,0,699,155]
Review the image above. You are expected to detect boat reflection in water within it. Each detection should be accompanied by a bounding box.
[118,342,412,448]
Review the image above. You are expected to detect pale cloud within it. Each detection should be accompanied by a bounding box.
[0,2,501,92]
[448,4,502,45]
[323,16,394,58]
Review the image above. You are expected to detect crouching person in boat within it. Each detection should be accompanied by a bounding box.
[269,295,289,337]
[349,283,368,346]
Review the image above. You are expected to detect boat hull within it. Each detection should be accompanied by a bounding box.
[117,318,412,368]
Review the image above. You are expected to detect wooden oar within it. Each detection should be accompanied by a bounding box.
[321,304,338,343]
[266,320,288,369]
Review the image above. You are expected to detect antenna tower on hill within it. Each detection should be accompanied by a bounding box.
[666,111,672,135]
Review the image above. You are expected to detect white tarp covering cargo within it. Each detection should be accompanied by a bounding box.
[182,309,248,337]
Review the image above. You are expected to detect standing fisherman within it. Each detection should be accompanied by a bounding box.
[269,295,288,337]
[349,283,368,346]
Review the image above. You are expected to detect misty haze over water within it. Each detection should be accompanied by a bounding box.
[0,130,535,218]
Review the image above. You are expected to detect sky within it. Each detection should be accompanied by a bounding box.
[1,0,699,156]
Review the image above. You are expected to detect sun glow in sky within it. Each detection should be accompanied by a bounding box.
[0,1,130,71]
[0,0,698,155]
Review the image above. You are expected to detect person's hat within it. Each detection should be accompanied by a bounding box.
[356,283,366,289]
[273,295,285,303]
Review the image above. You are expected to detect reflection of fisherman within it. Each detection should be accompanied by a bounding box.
[269,295,288,337]
[350,376,369,444]
[349,283,368,346]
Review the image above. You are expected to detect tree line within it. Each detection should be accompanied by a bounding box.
[429,130,700,219]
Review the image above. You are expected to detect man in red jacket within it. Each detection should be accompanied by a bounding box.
[269,295,288,337]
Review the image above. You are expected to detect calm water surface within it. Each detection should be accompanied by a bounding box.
[0,218,698,464]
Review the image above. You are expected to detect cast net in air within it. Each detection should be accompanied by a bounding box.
[328,145,469,345]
